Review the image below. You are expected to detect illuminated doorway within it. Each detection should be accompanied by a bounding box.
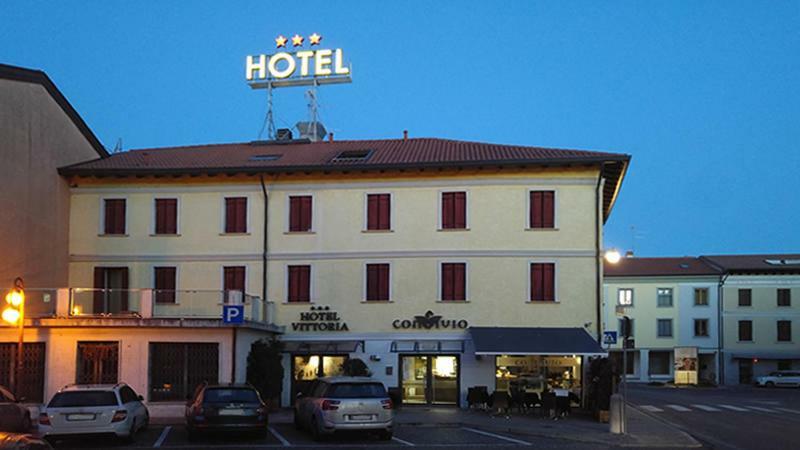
[291,354,347,402]
[400,355,459,406]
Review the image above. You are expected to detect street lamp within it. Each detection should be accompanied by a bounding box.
[604,249,622,264]
[3,278,25,398]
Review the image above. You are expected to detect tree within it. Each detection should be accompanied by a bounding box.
[342,358,371,377]
[246,338,284,407]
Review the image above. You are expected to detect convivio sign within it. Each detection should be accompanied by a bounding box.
[392,310,469,330]
[292,305,349,332]
[245,33,351,87]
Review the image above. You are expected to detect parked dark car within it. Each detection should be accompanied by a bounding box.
[0,386,31,432]
[185,383,268,440]
[0,432,52,449]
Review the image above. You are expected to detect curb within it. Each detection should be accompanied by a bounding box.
[627,404,703,448]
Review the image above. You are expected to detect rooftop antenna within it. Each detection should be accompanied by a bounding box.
[112,138,123,154]
[306,80,319,141]
[258,83,277,140]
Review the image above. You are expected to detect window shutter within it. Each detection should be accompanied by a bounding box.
[166,200,177,233]
[225,199,236,233]
[379,194,391,229]
[543,263,555,301]
[530,192,542,228]
[288,266,310,302]
[454,192,466,228]
[366,265,377,300]
[542,191,554,228]
[93,267,104,313]
[453,263,465,300]
[378,264,390,300]
[367,195,379,230]
[301,196,312,231]
[530,191,554,228]
[442,193,454,229]
[115,201,125,234]
[299,266,310,301]
[288,267,298,301]
[442,264,454,300]
[531,264,543,301]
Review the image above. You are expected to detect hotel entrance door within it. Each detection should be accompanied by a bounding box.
[400,355,459,405]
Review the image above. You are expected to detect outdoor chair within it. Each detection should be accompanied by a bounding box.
[489,391,511,417]
[467,386,489,410]
[510,389,527,414]
[540,391,556,419]
[524,392,541,414]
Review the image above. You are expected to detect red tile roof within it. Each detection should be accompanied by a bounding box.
[701,254,800,274]
[604,257,720,277]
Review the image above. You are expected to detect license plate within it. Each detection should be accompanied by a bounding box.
[67,413,95,421]
[349,414,373,421]
[219,408,246,416]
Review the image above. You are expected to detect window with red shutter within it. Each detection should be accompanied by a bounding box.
[288,265,311,302]
[367,194,391,230]
[103,199,126,235]
[530,191,555,229]
[224,197,247,233]
[289,196,313,232]
[154,267,177,303]
[441,263,466,301]
[441,192,467,230]
[530,263,556,301]
[366,264,390,301]
[223,266,246,301]
[154,199,178,234]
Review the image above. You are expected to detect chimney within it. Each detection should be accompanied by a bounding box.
[296,121,327,142]
[403,130,408,141]
[276,128,293,141]
[625,250,635,258]
[328,133,334,142]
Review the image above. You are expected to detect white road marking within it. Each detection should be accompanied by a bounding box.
[775,407,800,414]
[268,426,291,446]
[747,406,777,413]
[461,427,532,446]
[666,404,692,412]
[691,404,721,412]
[639,405,664,412]
[392,436,416,446]
[153,425,171,447]
[718,404,749,412]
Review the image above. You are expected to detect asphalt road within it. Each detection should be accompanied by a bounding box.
[44,423,613,449]
[627,383,800,450]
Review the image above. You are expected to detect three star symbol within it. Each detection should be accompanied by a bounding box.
[275,33,322,49]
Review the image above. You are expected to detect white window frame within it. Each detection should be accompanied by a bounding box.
[656,288,673,308]
[285,263,314,304]
[437,190,469,230]
[220,195,251,234]
[152,265,181,304]
[151,196,181,235]
[693,318,710,337]
[362,260,393,302]
[99,196,129,236]
[437,260,469,302]
[526,188,559,230]
[656,318,673,338]
[526,259,559,303]
[363,192,394,232]
[285,193,316,233]
[618,317,634,337]
[618,288,634,307]
[220,265,248,304]
[694,287,710,306]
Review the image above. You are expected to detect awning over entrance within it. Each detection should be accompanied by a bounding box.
[731,352,800,360]
[282,340,363,354]
[390,340,465,353]
[469,327,605,355]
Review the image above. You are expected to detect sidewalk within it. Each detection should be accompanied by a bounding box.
[269,405,701,448]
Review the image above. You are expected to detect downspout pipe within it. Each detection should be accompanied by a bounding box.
[595,169,605,341]
[717,272,728,385]
[260,175,269,321]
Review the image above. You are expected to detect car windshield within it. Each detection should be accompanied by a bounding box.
[49,391,118,407]
[203,388,260,404]
[325,383,387,399]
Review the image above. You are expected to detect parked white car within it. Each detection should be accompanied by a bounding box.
[755,371,800,388]
[38,383,149,441]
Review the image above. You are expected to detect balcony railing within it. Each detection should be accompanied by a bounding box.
[14,288,58,318]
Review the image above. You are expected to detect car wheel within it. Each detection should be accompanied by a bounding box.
[379,430,393,441]
[766,381,775,388]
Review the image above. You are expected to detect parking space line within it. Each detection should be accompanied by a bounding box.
[391,436,415,446]
[747,406,777,413]
[639,405,664,412]
[461,427,532,446]
[666,404,691,412]
[718,404,749,412]
[691,404,721,412]
[775,407,800,414]
[153,425,171,448]
[268,425,292,446]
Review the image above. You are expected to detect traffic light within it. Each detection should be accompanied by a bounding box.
[3,278,24,325]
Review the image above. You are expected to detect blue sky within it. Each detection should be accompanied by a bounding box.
[2,1,798,256]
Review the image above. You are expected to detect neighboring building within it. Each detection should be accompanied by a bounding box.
[58,136,630,408]
[700,255,800,385]
[603,257,721,384]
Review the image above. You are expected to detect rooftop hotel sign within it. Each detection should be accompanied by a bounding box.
[246,33,352,88]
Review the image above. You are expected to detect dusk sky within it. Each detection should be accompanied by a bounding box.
[2,1,798,257]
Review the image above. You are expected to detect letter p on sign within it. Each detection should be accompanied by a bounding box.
[223,305,244,324]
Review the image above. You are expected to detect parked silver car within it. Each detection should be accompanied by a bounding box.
[755,371,800,388]
[0,385,32,432]
[294,377,393,440]
[38,384,149,441]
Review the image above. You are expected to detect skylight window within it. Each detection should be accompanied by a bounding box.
[331,149,374,162]
[765,259,800,266]
[249,154,282,161]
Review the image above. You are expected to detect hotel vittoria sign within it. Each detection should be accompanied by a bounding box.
[292,305,349,332]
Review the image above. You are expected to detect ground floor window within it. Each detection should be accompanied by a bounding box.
[0,342,45,402]
[292,354,347,400]
[400,355,459,405]
[495,355,582,395]
[77,341,119,384]
[777,359,792,371]
[648,351,671,375]
[149,343,219,401]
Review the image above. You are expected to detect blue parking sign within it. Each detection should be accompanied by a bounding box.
[602,331,618,345]
[222,305,244,324]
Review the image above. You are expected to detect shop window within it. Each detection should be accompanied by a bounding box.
[149,343,219,401]
[366,194,391,230]
[292,355,346,400]
[738,289,752,307]
[777,360,792,371]
[0,343,45,402]
[657,288,673,307]
[77,342,119,384]
[657,319,673,337]
[777,321,792,342]
[366,263,390,301]
[288,265,311,302]
[154,267,177,304]
[648,351,671,375]
[103,199,126,235]
[441,263,466,301]
[529,191,555,229]
[694,288,709,306]
[530,263,555,302]
[618,288,633,306]
[495,355,582,395]
[739,320,753,341]
[441,192,466,229]
[154,198,178,234]
[778,289,791,307]
[694,319,709,337]
[289,195,312,232]
[224,197,247,233]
